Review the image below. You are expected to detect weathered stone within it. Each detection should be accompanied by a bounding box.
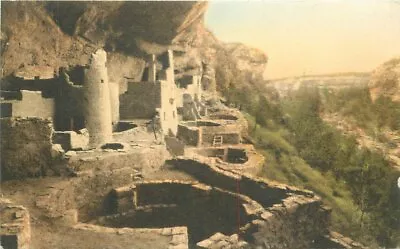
[197,239,214,248]
[0,199,31,249]
[51,143,65,158]
[57,209,78,226]
[168,244,188,249]
[171,227,187,235]
[228,234,239,243]
[65,150,77,158]
[237,241,249,248]
[208,232,226,242]
[213,239,230,248]
[162,227,173,236]
[261,211,273,220]
[170,234,188,245]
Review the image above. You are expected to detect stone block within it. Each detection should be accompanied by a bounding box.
[51,144,65,158]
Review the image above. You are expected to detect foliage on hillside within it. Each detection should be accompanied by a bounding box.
[369,56,400,102]
[323,87,400,133]
[219,82,400,248]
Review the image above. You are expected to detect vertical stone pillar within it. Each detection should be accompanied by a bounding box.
[165,50,175,81]
[148,54,157,82]
[109,82,120,125]
[83,49,112,148]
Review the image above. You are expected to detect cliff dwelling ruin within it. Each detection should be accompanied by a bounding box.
[0,2,370,249]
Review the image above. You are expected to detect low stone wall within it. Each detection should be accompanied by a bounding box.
[0,198,31,249]
[197,232,249,249]
[196,147,248,164]
[105,174,329,249]
[201,122,241,144]
[196,148,226,158]
[111,180,205,212]
[67,145,168,175]
[68,146,168,220]
[170,157,314,207]
[1,118,55,180]
[313,231,369,249]
[241,195,330,249]
[201,131,241,146]
[177,124,200,146]
[207,108,249,138]
[165,136,185,156]
[53,130,89,151]
[103,180,258,245]
[188,145,264,174]
[136,181,197,206]
[73,223,188,249]
[172,157,240,192]
[177,121,242,147]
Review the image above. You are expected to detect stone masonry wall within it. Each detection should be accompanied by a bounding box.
[0,198,31,249]
[119,81,161,119]
[165,136,185,156]
[106,176,329,249]
[177,124,201,146]
[104,181,253,245]
[0,118,54,180]
[53,77,85,131]
[171,157,317,207]
[242,195,330,249]
[200,131,240,146]
[1,90,55,119]
[69,146,169,221]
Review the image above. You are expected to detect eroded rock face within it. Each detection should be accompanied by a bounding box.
[0,2,207,79]
[369,57,400,102]
[1,1,267,93]
[223,43,268,81]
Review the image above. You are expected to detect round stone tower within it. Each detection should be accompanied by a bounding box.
[83,49,112,148]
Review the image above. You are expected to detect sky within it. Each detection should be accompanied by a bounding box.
[205,0,400,79]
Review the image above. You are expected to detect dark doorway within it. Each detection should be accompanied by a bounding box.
[0,234,18,249]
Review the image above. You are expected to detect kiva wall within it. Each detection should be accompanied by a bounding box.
[170,158,314,207]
